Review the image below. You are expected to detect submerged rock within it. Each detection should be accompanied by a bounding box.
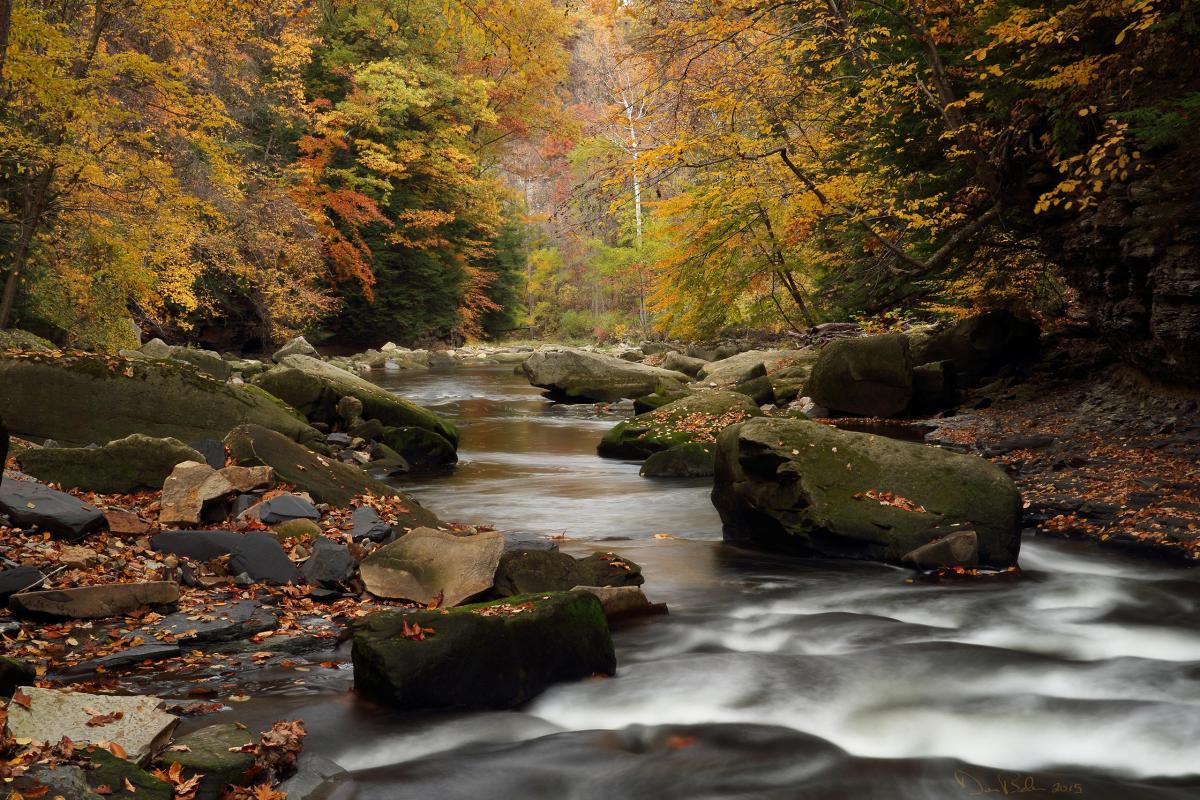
[598,390,761,460]
[5,687,178,765]
[807,334,913,418]
[571,585,666,621]
[0,352,322,447]
[17,435,203,494]
[522,348,691,402]
[902,530,980,570]
[711,417,1021,567]
[360,528,503,606]
[10,582,180,620]
[352,591,615,709]
[0,475,106,540]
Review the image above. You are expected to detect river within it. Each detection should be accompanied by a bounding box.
[201,366,1200,799]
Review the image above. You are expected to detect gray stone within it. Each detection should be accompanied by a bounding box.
[258,493,320,524]
[273,335,319,362]
[62,643,181,676]
[0,474,106,540]
[151,531,300,584]
[276,753,351,800]
[148,599,278,644]
[189,439,227,470]
[0,566,46,604]
[349,506,392,542]
[360,528,503,606]
[571,585,666,620]
[301,536,357,589]
[661,351,708,377]
[10,582,180,620]
[4,687,178,765]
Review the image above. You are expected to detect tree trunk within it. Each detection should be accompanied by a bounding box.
[0,168,55,329]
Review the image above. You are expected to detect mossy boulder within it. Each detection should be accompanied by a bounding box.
[254,354,457,447]
[352,591,616,709]
[640,443,716,477]
[380,426,457,467]
[712,417,1021,567]
[807,334,913,418]
[83,750,172,800]
[224,424,438,525]
[492,550,644,596]
[0,328,54,352]
[522,348,691,402]
[598,390,761,460]
[0,352,322,447]
[160,724,255,800]
[696,349,813,386]
[910,360,958,414]
[910,310,1040,383]
[17,435,203,493]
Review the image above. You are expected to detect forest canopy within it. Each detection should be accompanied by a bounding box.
[1,0,1196,355]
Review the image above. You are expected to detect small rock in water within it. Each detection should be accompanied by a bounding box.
[902,530,980,570]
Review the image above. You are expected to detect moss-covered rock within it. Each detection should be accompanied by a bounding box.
[492,550,644,596]
[224,424,437,524]
[522,348,691,402]
[83,750,172,800]
[0,352,322,447]
[380,426,457,467]
[598,390,761,460]
[254,354,457,447]
[352,591,615,709]
[712,417,1021,567]
[0,328,54,352]
[640,443,716,477]
[807,334,913,418]
[160,724,255,800]
[17,435,203,493]
[632,389,693,415]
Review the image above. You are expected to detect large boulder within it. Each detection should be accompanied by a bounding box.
[4,688,178,765]
[696,349,814,386]
[806,334,913,417]
[598,390,761,460]
[10,582,180,619]
[223,425,437,524]
[522,348,691,402]
[0,474,106,540]
[380,425,458,467]
[712,417,1021,567]
[254,354,457,447]
[17,435,203,494]
[352,592,615,709]
[0,352,322,447]
[492,550,644,596]
[910,310,1040,382]
[661,351,708,377]
[359,528,503,606]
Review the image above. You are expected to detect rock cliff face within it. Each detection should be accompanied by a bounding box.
[1041,162,1200,385]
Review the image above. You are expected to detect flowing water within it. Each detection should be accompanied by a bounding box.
[220,366,1200,798]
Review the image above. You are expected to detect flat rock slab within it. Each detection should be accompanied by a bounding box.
[62,643,181,676]
[5,687,178,765]
[360,528,503,606]
[0,566,46,604]
[151,531,300,584]
[0,474,106,541]
[10,582,180,620]
[348,506,392,542]
[148,599,279,644]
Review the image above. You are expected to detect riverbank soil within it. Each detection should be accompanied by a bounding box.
[927,336,1200,562]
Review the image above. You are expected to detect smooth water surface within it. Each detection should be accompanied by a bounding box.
[254,367,1200,799]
